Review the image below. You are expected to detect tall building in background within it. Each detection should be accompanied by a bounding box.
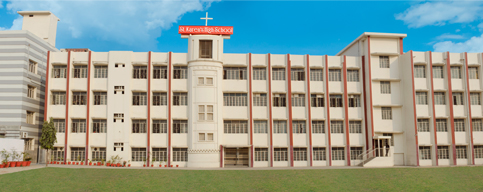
[0,11,59,163]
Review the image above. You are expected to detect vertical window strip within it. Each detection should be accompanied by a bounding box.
[253,68,267,80]
[312,121,325,134]
[414,65,426,78]
[54,119,66,133]
[93,92,107,105]
[173,66,188,79]
[419,146,431,160]
[436,119,448,132]
[330,121,344,133]
[152,120,167,133]
[94,66,108,78]
[453,92,464,105]
[348,94,360,107]
[438,146,449,159]
[52,65,67,78]
[273,120,287,133]
[272,68,286,81]
[254,120,268,133]
[253,93,267,106]
[382,107,392,120]
[456,146,467,159]
[311,94,324,107]
[293,148,307,161]
[417,119,430,132]
[350,147,363,160]
[153,66,167,79]
[347,69,359,82]
[52,91,66,105]
[380,81,391,94]
[434,92,446,105]
[274,148,288,161]
[131,148,147,162]
[173,92,188,106]
[470,93,481,105]
[454,119,466,132]
[313,147,326,161]
[310,69,323,81]
[416,92,428,105]
[451,66,461,79]
[331,147,345,160]
[132,119,147,133]
[469,67,479,79]
[132,92,147,106]
[92,119,107,133]
[433,66,444,79]
[132,66,148,79]
[71,119,86,133]
[291,94,305,107]
[73,65,87,78]
[292,121,306,134]
[255,148,268,161]
[379,56,390,68]
[349,121,362,133]
[328,69,341,81]
[290,68,305,81]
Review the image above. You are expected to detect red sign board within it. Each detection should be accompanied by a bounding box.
[178,26,233,35]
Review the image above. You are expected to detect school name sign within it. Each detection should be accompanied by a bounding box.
[178,26,233,35]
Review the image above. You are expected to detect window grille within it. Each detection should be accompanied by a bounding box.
[72,92,87,105]
[471,92,481,105]
[94,66,108,78]
[417,119,430,132]
[199,40,212,59]
[434,92,446,105]
[153,92,167,106]
[292,121,306,134]
[350,147,363,160]
[332,147,345,160]
[94,92,107,105]
[416,92,428,105]
[26,111,34,124]
[329,95,343,107]
[436,119,447,132]
[54,119,65,133]
[451,66,461,79]
[475,146,483,158]
[469,67,479,79]
[310,69,323,81]
[453,92,464,105]
[438,146,449,159]
[132,119,147,133]
[253,68,266,80]
[292,94,305,107]
[173,120,188,133]
[313,147,326,161]
[311,94,324,107]
[273,120,287,133]
[273,94,287,107]
[419,146,431,160]
[312,121,325,134]
[73,65,87,78]
[382,107,392,120]
[349,121,362,133]
[52,91,66,105]
[152,148,167,161]
[473,119,483,132]
[347,69,359,82]
[224,120,248,134]
[52,147,64,161]
[456,146,467,159]
[153,66,167,79]
[293,148,307,161]
[379,56,390,68]
[28,60,37,74]
[255,148,268,161]
[173,66,188,79]
[330,121,344,133]
[198,105,214,121]
[348,94,360,107]
[254,120,267,133]
[380,81,391,94]
[433,66,444,78]
[223,67,247,80]
[272,68,286,80]
[132,66,147,79]
[72,119,86,133]
[27,85,35,98]
[414,65,426,78]
[71,147,85,161]
[153,120,167,133]
[274,148,288,161]
[173,148,188,161]
[52,65,67,78]
[454,119,465,132]
[132,92,147,106]
[328,69,341,81]
[131,148,146,162]
[91,148,106,161]
[173,92,188,106]
[223,93,247,106]
[291,68,305,81]
[92,119,106,133]
[253,93,267,106]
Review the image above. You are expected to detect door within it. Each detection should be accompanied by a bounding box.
[224,147,249,167]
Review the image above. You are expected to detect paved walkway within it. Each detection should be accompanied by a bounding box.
[0,164,44,175]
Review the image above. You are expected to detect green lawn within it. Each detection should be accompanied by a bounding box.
[1,166,483,191]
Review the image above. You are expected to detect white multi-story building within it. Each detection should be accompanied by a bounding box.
[41,16,483,168]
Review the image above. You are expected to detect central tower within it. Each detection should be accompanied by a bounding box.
[179,25,233,167]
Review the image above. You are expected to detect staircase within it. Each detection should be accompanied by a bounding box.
[357,147,394,167]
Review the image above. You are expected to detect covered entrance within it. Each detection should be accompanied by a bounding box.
[373,136,392,157]
[224,147,249,167]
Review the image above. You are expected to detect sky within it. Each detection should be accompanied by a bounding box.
[1,0,483,55]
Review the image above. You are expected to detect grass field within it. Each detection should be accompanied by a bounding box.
[1,166,483,191]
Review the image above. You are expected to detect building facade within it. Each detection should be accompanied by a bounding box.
[0,11,59,163]
[41,24,483,168]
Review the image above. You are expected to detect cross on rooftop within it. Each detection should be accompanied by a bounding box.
[200,12,212,26]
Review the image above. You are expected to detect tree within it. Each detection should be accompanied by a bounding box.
[40,118,57,167]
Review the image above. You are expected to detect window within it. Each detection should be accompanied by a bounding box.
[313,147,326,161]
[173,148,188,161]
[253,68,266,80]
[132,119,147,133]
[173,92,188,106]
[114,143,124,152]
[132,92,147,106]
[382,107,392,120]
[255,148,268,161]
[73,65,87,78]
[173,120,188,133]
[455,119,465,132]
[52,91,66,105]
[469,67,479,79]
[347,69,359,82]
[383,133,395,146]
[198,105,213,121]
[207,133,214,141]
[152,120,167,133]
[114,86,124,94]
[329,94,343,107]
[223,67,247,80]
[292,121,306,134]
[52,147,64,161]
[274,120,287,134]
[26,111,35,124]
[328,69,341,81]
[54,119,65,133]
[152,148,167,161]
[27,85,35,99]
[311,94,324,107]
[349,121,362,133]
[206,78,213,85]
[92,119,106,133]
[379,56,389,68]
[312,121,325,134]
[152,92,167,106]
[94,66,108,78]
[417,119,430,132]
[471,93,481,105]
[198,133,205,141]
[224,120,248,134]
[330,121,344,133]
[438,146,449,159]
[433,66,444,79]
[310,69,323,81]
[434,92,446,105]
[153,66,167,79]
[419,146,431,160]
[253,93,267,106]
[91,148,106,161]
[71,147,85,161]
[414,65,426,78]
[173,66,188,79]
[456,146,467,159]
[453,92,464,105]
[131,148,146,162]
[93,92,107,105]
[254,120,267,133]
[72,92,87,105]
[473,119,483,132]
[272,68,286,81]
[350,147,363,160]
[274,148,288,161]
[199,40,212,59]
[292,94,305,107]
[273,94,287,107]
[72,119,86,133]
[223,93,247,106]
[451,66,461,79]
[52,65,67,78]
[291,68,305,81]
[348,94,360,107]
[114,113,124,123]
[436,119,447,132]
[132,66,147,79]
[416,92,428,105]
[332,147,345,160]
[380,81,391,94]
[293,148,307,161]
[28,60,37,74]
[198,77,204,85]
[475,146,483,158]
